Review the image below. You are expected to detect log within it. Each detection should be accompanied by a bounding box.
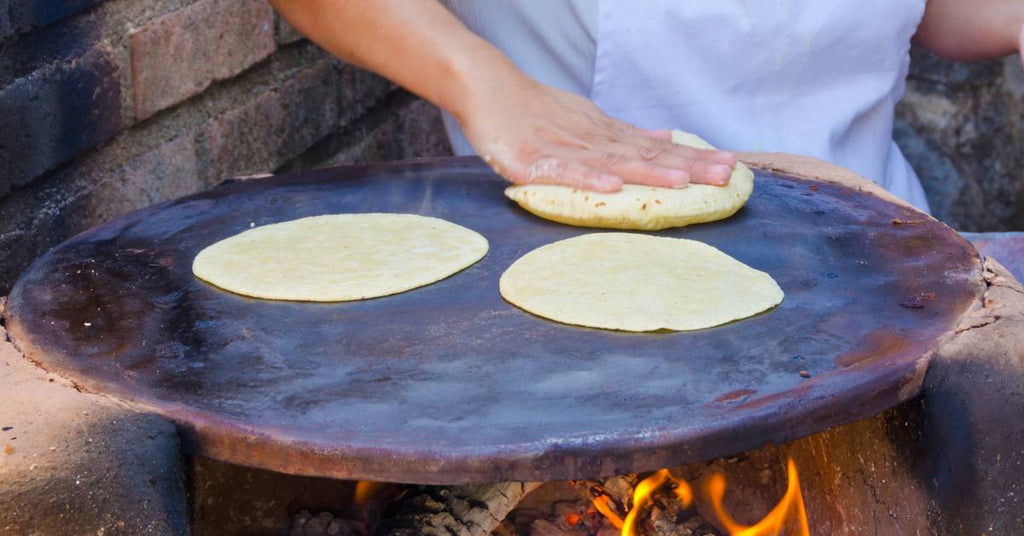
[376,481,541,536]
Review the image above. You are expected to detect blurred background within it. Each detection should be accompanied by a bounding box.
[1,0,1021,293]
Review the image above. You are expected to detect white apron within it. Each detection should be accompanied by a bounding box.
[591,0,931,211]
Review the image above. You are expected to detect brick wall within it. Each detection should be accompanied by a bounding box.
[0,0,452,293]
[1,3,1022,293]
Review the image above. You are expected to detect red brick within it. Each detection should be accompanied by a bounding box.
[130,0,275,120]
[203,60,338,182]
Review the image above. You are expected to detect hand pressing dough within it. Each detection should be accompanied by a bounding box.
[499,233,783,332]
[504,130,754,230]
[193,214,488,302]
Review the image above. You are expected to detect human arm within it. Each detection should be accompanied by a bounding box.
[268,0,737,192]
[914,0,1024,62]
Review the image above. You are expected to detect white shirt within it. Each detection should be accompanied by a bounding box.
[441,0,931,212]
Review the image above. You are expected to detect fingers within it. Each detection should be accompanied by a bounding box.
[634,128,673,141]
[506,139,738,192]
[607,138,737,185]
[613,122,739,179]
[688,160,733,185]
[578,150,691,188]
[512,156,625,192]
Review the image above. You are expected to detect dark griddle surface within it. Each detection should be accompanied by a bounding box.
[4,157,983,484]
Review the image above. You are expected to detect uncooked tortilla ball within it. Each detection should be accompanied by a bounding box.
[504,130,754,230]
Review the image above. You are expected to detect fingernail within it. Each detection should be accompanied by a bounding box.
[711,164,732,178]
[715,151,737,164]
[670,170,691,188]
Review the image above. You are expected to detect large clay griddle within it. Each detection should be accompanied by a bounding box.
[4,157,983,484]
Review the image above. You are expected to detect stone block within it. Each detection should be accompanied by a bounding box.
[276,91,452,173]
[275,14,305,45]
[331,94,453,166]
[895,47,1024,231]
[0,320,190,535]
[202,59,339,182]
[906,45,1004,88]
[336,61,394,127]
[82,134,201,228]
[916,259,1024,534]
[0,8,101,89]
[4,0,103,37]
[0,131,206,294]
[130,0,276,120]
[0,45,122,195]
[0,3,12,41]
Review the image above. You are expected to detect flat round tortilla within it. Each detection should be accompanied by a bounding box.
[193,214,488,302]
[499,233,783,332]
[504,130,754,230]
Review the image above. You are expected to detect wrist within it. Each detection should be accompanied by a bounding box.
[436,38,533,126]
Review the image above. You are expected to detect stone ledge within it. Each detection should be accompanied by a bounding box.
[0,299,189,536]
[917,257,1024,534]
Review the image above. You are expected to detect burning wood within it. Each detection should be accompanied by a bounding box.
[503,459,810,536]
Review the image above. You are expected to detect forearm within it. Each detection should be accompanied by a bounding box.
[269,1,739,191]
[268,0,525,122]
[915,0,1024,60]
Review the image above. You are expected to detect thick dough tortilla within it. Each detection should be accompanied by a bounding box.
[499,233,783,332]
[193,214,488,302]
[504,130,754,230]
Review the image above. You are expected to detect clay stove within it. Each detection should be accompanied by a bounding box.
[5,156,1019,535]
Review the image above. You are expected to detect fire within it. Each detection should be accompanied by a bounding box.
[708,459,809,536]
[592,494,625,529]
[592,458,809,536]
[621,469,693,535]
[354,480,388,507]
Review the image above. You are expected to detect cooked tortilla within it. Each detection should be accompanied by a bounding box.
[499,233,783,332]
[193,213,488,301]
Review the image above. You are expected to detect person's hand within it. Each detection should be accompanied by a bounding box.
[1019,22,1024,68]
[270,0,735,193]
[456,73,739,193]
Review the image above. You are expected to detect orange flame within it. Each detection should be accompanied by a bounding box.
[622,469,693,536]
[592,494,625,529]
[354,480,387,507]
[592,459,808,536]
[708,458,809,536]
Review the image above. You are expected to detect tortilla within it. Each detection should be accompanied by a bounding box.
[499,233,783,332]
[193,213,488,301]
[504,130,754,230]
